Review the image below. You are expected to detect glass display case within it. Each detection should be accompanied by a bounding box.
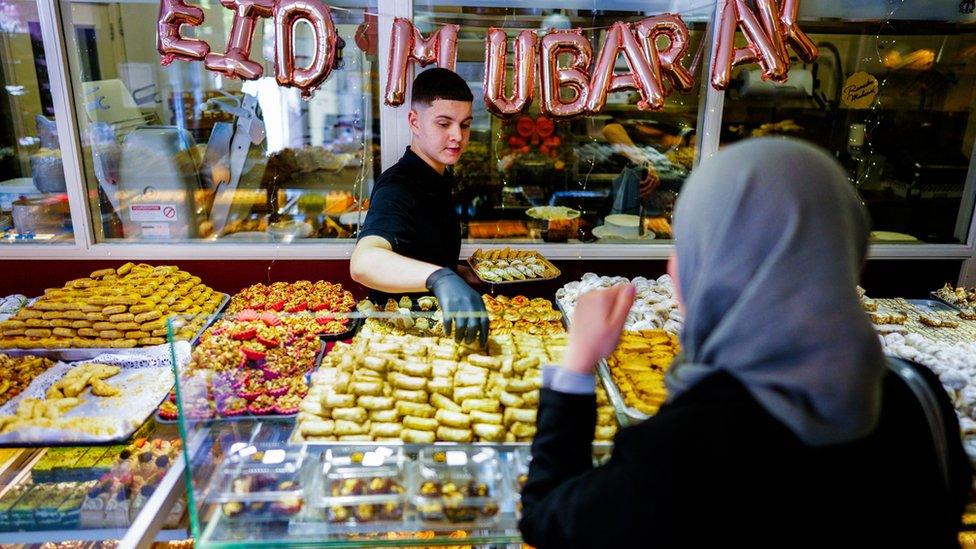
[0,262,233,545]
[0,421,190,545]
[0,0,972,263]
[166,290,613,546]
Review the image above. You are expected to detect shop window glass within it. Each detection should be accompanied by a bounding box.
[61,0,380,242]
[0,0,74,243]
[409,3,709,244]
[719,6,976,245]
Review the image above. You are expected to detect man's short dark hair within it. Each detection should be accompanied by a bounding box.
[411,68,473,107]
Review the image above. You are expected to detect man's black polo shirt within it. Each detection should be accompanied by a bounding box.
[359,146,461,275]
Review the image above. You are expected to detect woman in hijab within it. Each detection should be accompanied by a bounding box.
[519,138,971,548]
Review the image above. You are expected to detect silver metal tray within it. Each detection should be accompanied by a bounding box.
[2,293,230,361]
[907,298,957,314]
[554,297,572,330]
[929,291,965,311]
[595,359,649,427]
[554,299,649,427]
[0,347,179,447]
[467,250,561,285]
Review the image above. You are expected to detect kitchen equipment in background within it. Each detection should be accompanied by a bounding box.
[82,79,159,216]
[740,68,815,98]
[203,93,267,236]
[89,122,123,214]
[109,87,267,241]
[12,195,68,236]
[526,206,581,242]
[29,116,66,194]
[117,126,204,240]
[0,178,42,211]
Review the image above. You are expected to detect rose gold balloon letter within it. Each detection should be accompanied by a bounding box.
[635,14,695,94]
[274,0,338,99]
[157,0,210,65]
[710,0,787,90]
[587,21,665,113]
[538,29,592,119]
[383,18,459,106]
[483,28,537,118]
[204,0,275,80]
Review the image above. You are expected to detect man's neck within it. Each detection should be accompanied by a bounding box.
[410,144,445,175]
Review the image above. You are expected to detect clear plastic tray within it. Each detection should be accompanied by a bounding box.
[206,446,307,521]
[510,446,530,518]
[315,446,407,524]
[411,447,501,525]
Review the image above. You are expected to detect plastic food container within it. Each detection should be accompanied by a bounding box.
[0,178,41,211]
[316,446,406,525]
[511,447,531,517]
[411,447,501,525]
[207,446,307,521]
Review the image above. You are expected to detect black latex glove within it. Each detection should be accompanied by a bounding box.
[426,267,488,347]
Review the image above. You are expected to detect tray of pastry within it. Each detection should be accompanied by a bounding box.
[0,292,229,362]
[483,295,565,337]
[0,263,227,354]
[0,354,57,407]
[597,330,679,427]
[355,296,444,338]
[156,332,327,423]
[467,248,560,284]
[318,316,362,343]
[870,298,976,343]
[932,284,976,318]
[0,349,176,446]
[224,281,358,341]
[594,360,643,427]
[291,330,559,445]
[291,445,552,536]
[290,309,616,447]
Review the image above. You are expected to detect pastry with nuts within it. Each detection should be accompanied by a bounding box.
[0,263,223,349]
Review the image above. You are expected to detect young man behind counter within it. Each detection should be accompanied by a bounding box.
[351,68,488,346]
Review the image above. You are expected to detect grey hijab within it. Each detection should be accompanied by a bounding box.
[666,137,886,446]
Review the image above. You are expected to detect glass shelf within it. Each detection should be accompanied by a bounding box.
[0,422,189,544]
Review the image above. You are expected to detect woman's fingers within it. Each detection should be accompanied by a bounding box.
[609,284,636,329]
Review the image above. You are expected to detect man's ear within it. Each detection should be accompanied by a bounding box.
[407,108,420,136]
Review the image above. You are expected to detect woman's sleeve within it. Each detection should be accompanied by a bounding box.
[907,360,973,511]
[518,389,647,548]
